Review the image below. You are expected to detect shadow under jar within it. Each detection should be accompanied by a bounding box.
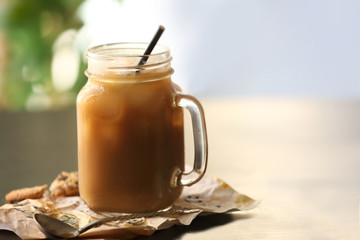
[77,43,208,213]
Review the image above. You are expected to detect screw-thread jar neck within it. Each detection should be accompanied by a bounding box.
[85,42,173,82]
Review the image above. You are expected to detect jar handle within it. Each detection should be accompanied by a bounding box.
[173,92,208,187]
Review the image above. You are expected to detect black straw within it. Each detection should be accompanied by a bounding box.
[137,25,165,68]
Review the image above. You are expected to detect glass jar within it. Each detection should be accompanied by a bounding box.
[77,43,207,212]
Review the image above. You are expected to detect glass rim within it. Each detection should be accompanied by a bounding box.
[86,42,170,60]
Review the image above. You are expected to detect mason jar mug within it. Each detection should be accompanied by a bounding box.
[77,43,208,213]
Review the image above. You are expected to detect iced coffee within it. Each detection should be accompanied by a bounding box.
[77,43,207,213]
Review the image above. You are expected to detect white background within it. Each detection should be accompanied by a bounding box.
[79,0,360,97]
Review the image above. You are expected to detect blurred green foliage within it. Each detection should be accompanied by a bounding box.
[0,0,87,110]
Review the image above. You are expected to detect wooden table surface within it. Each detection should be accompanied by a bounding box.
[1,97,360,239]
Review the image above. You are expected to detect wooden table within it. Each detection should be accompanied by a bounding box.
[1,98,360,239]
